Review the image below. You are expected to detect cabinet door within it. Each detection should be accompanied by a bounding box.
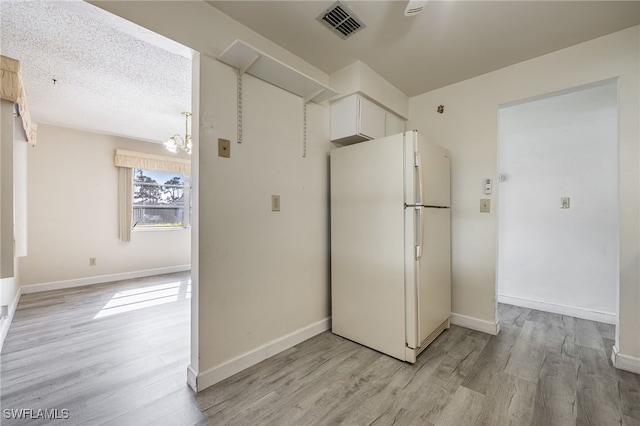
[358,97,386,140]
[330,96,359,141]
[385,112,405,136]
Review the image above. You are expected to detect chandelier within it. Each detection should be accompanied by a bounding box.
[164,111,192,154]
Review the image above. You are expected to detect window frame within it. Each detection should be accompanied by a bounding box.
[131,168,191,231]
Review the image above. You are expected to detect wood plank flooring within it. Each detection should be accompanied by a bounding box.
[1,272,196,426]
[2,274,639,425]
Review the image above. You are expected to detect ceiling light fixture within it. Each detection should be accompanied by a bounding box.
[404,0,428,16]
[164,111,192,155]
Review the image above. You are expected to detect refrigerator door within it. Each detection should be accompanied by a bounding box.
[330,133,408,361]
[404,131,451,208]
[405,207,452,349]
[417,207,451,345]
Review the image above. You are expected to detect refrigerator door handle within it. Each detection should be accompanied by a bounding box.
[415,152,425,260]
[415,205,424,260]
[415,153,425,206]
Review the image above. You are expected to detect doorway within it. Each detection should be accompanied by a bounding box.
[497,79,619,324]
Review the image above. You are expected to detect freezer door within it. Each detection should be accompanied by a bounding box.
[404,131,451,208]
[405,207,451,349]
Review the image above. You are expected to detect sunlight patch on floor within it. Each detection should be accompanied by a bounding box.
[94,280,191,319]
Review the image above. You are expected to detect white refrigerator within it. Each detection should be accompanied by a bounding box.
[330,130,451,363]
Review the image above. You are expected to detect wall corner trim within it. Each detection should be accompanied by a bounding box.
[0,282,22,353]
[612,345,640,375]
[193,317,331,393]
[451,312,499,335]
[20,265,191,294]
[186,365,198,392]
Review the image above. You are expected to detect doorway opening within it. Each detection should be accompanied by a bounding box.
[497,79,619,325]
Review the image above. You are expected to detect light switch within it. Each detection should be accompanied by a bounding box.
[480,199,491,213]
[561,197,570,209]
[218,138,230,158]
[271,195,280,212]
[484,178,492,195]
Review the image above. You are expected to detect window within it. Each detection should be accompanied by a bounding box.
[132,168,190,229]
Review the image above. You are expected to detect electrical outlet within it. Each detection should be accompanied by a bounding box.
[271,195,281,212]
[561,197,570,209]
[89,257,97,266]
[218,138,230,158]
[0,305,8,319]
[480,199,491,213]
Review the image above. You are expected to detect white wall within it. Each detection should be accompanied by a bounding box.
[408,26,639,364]
[17,124,191,286]
[0,99,20,351]
[196,57,332,379]
[13,115,27,258]
[498,80,619,322]
[1,100,14,279]
[90,1,334,390]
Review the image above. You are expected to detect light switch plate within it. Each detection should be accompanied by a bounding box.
[218,138,230,158]
[271,195,280,212]
[480,199,491,213]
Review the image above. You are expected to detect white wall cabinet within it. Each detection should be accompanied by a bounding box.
[330,95,385,145]
[331,94,405,145]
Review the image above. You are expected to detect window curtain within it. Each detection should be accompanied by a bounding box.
[1,55,37,145]
[117,167,133,242]
[114,149,190,242]
[114,149,191,174]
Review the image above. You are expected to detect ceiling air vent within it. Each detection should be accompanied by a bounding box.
[317,1,366,40]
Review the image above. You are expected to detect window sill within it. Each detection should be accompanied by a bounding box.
[132,226,191,232]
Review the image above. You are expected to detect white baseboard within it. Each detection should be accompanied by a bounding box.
[192,317,331,393]
[612,345,640,375]
[0,282,22,353]
[451,313,500,335]
[20,265,191,294]
[498,294,616,324]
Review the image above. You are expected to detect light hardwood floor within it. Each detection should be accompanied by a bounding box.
[2,273,639,425]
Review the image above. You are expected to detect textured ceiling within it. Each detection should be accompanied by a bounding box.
[0,0,193,144]
[208,0,640,97]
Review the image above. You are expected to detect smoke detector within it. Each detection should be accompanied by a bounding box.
[317,1,366,40]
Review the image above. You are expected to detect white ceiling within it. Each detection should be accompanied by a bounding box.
[208,0,640,96]
[0,0,193,144]
[0,1,638,144]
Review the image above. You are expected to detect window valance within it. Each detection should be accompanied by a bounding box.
[114,149,191,175]
[1,55,37,145]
